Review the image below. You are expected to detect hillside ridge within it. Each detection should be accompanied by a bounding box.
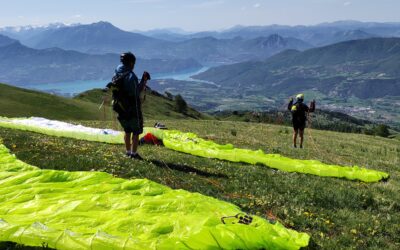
[0,83,207,121]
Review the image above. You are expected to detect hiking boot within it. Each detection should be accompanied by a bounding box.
[300,145,303,149]
[293,145,297,148]
[125,152,132,158]
[130,153,143,160]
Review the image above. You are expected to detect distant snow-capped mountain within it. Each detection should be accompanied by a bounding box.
[20,21,312,63]
[0,23,80,41]
[0,22,79,32]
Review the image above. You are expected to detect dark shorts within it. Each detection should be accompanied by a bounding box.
[292,120,306,131]
[118,115,143,135]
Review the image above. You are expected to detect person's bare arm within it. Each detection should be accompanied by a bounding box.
[138,71,151,92]
[309,100,316,112]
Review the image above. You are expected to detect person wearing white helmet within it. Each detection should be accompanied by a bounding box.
[287,94,315,148]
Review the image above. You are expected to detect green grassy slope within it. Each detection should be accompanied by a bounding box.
[215,110,375,133]
[0,83,211,121]
[74,88,213,120]
[0,120,399,249]
[0,83,103,120]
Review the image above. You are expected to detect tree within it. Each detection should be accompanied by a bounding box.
[174,94,187,113]
[164,91,174,100]
[374,124,390,138]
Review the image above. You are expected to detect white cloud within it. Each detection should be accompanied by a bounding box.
[71,14,82,19]
[253,3,261,8]
[343,1,351,6]
[190,0,225,8]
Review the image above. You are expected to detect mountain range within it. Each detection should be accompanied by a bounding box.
[0,41,201,85]
[1,22,312,64]
[164,20,399,46]
[1,21,399,126]
[3,21,399,65]
[145,37,400,126]
[22,22,170,57]
[0,23,78,43]
[0,34,17,47]
[194,37,400,99]
[133,21,400,47]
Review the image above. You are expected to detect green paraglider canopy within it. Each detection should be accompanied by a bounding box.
[145,128,389,183]
[0,117,389,182]
[0,144,310,250]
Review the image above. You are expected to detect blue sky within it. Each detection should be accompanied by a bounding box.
[0,0,399,31]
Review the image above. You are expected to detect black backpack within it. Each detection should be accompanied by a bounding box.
[106,71,133,118]
[291,102,308,122]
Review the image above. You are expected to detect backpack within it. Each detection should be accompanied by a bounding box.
[106,71,133,118]
[291,102,308,123]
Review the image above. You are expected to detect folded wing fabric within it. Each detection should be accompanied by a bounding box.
[0,144,309,249]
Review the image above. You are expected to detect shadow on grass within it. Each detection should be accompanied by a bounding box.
[303,238,321,250]
[147,159,228,178]
[0,242,54,250]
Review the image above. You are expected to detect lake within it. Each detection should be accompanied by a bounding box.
[21,67,210,97]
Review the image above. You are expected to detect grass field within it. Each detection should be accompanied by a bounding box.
[0,83,209,121]
[0,83,102,121]
[74,88,211,120]
[0,119,399,249]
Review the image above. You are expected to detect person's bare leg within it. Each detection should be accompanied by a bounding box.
[124,132,132,152]
[130,134,143,160]
[293,128,298,147]
[131,134,139,153]
[299,129,304,148]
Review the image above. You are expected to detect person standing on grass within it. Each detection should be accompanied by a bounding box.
[112,52,150,160]
[287,93,315,148]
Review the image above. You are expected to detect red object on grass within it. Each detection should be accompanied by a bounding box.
[142,133,162,145]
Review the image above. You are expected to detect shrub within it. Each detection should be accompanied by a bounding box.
[174,94,187,113]
[164,91,174,100]
[374,124,390,138]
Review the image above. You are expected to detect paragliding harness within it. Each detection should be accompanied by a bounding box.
[221,213,253,225]
[105,71,132,118]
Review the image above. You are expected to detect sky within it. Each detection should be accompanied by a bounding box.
[0,0,399,31]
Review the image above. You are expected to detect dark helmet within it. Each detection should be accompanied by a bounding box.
[120,52,136,66]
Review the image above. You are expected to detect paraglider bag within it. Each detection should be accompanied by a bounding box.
[106,72,134,119]
[112,98,134,119]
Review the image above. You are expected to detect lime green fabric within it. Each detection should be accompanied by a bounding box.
[0,117,389,182]
[144,128,389,183]
[0,144,309,249]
